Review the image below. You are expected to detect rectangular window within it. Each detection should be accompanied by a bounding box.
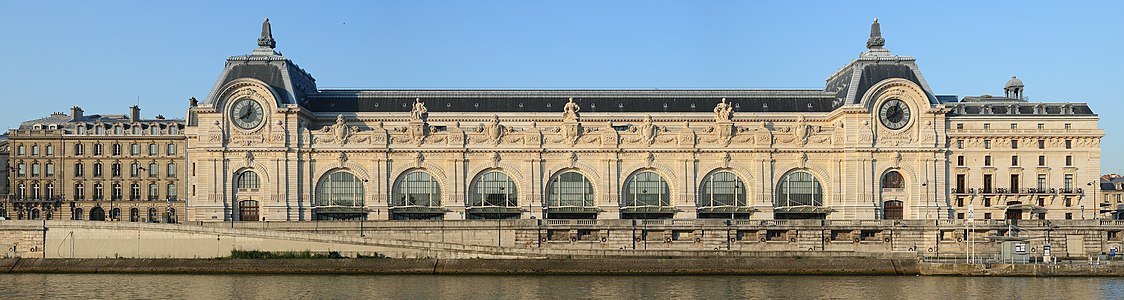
[1011,140,1018,149]
[46,146,53,156]
[1064,174,1073,192]
[1037,174,1047,191]
[167,164,177,177]
[984,140,991,149]
[1065,213,1073,220]
[957,156,964,166]
[1011,156,1019,166]
[94,144,103,156]
[1064,123,1072,129]
[167,144,177,155]
[957,198,964,207]
[983,174,993,193]
[75,164,84,177]
[956,140,963,149]
[984,213,992,220]
[112,144,121,156]
[984,156,992,166]
[956,175,966,193]
[149,144,157,156]
[167,184,177,200]
[984,123,991,130]
[131,144,140,156]
[1065,140,1072,149]
[1037,123,1044,130]
[17,163,25,176]
[1010,123,1017,130]
[956,123,964,130]
[984,198,992,207]
[1038,156,1046,166]
[1010,174,1020,192]
[957,213,965,219]
[1038,140,1045,149]
[45,164,54,177]
[1066,156,1073,166]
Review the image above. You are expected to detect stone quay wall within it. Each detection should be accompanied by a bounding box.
[0,219,1123,259]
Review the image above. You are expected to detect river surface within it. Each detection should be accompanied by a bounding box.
[1,274,1123,299]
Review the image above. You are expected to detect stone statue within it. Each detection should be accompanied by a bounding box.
[563,97,580,121]
[714,98,734,122]
[410,98,428,122]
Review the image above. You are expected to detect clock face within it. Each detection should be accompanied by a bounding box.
[230,99,264,130]
[878,99,911,130]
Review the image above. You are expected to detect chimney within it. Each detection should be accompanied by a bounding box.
[71,106,84,121]
[130,105,141,122]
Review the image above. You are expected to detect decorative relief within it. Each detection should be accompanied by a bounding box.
[468,115,525,145]
[270,120,286,144]
[713,98,733,122]
[624,115,674,145]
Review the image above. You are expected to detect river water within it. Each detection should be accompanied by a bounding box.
[1,274,1122,299]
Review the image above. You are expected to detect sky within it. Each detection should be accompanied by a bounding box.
[0,1,1120,173]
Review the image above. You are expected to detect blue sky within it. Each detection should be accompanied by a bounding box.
[0,1,1120,173]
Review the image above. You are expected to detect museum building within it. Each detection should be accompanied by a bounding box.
[183,19,1102,222]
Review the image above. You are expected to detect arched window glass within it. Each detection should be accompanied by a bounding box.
[130,208,139,222]
[73,208,83,221]
[882,171,904,189]
[236,171,260,190]
[548,171,593,208]
[623,171,670,207]
[775,171,823,207]
[470,171,517,207]
[393,170,440,207]
[148,208,157,222]
[317,171,365,207]
[700,171,746,207]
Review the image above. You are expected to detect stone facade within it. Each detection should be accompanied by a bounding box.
[181,19,1102,222]
[3,106,186,223]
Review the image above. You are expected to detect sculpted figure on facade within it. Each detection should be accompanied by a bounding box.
[410,98,428,122]
[714,98,734,123]
[562,97,580,122]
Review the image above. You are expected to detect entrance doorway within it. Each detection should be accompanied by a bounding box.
[238,200,259,221]
[883,200,904,220]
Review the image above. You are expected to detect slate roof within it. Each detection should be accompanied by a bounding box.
[306,89,839,113]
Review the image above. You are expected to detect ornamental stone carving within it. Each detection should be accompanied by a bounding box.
[410,98,428,122]
[714,98,734,122]
[562,97,580,122]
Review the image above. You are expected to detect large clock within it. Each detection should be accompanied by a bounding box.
[230,99,265,130]
[878,99,911,130]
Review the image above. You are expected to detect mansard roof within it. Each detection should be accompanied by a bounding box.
[17,112,184,131]
[306,89,839,113]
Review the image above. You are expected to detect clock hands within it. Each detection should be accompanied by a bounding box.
[239,107,253,120]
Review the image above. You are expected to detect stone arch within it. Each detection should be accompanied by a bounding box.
[543,161,602,184]
[468,168,522,207]
[772,164,834,206]
[389,161,447,185]
[544,167,599,207]
[230,162,271,186]
[620,166,679,200]
[858,78,932,112]
[466,161,526,183]
[314,161,371,184]
[213,78,284,110]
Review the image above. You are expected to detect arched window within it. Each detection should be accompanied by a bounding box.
[236,171,260,191]
[31,183,40,199]
[775,171,823,207]
[45,183,54,199]
[622,171,670,207]
[112,183,122,200]
[882,170,904,189]
[317,171,365,207]
[130,183,140,200]
[148,163,158,177]
[17,183,26,200]
[73,208,83,221]
[109,208,120,221]
[547,171,593,208]
[167,208,177,223]
[74,183,84,200]
[392,170,440,207]
[699,171,746,207]
[470,171,517,207]
[129,208,139,222]
[148,208,157,222]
